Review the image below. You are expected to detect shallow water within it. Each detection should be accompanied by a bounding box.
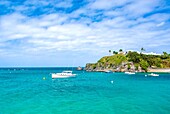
[0,68,170,114]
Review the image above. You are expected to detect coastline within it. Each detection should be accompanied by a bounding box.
[85,51,170,73]
[148,68,170,73]
[86,68,170,73]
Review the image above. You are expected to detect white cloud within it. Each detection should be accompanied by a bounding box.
[24,0,73,8]
[156,22,165,27]
[123,0,160,17]
[55,1,73,8]
[0,0,170,66]
[0,12,170,54]
[88,0,162,19]
[89,0,130,10]
[0,0,11,5]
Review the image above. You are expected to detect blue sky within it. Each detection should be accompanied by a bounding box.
[0,0,170,67]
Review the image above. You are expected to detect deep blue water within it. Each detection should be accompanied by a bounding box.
[0,68,170,114]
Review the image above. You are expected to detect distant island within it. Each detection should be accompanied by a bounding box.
[85,48,170,73]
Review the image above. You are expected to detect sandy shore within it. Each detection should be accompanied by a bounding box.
[148,68,170,73]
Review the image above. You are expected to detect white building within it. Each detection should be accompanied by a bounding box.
[142,52,161,56]
[126,50,161,55]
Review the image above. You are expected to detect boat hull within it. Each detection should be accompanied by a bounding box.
[52,73,76,78]
[125,72,135,74]
[148,74,159,77]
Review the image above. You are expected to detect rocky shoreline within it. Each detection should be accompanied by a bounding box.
[85,67,170,73]
[85,50,170,73]
[85,61,170,73]
[85,62,145,72]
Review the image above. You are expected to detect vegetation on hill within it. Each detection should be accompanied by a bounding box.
[85,49,170,72]
[127,51,170,69]
[98,54,127,67]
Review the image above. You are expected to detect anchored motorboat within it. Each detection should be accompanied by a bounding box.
[52,71,76,78]
[105,70,113,73]
[125,72,135,75]
[148,73,159,77]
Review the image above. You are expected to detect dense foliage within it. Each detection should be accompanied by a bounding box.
[126,51,170,70]
[86,49,170,72]
[97,54,127,68]
[88,51,170,72]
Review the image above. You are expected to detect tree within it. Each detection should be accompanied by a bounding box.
[126,51,140,63]
[113,51,118,55]
[127,63,131,70]
[109,50,111,55]
[141,47,145,53]
[163,51,168,55]
[135,64,139,70]
[161,51,168,59]
[119,49,123,52]
[139,59,149,72]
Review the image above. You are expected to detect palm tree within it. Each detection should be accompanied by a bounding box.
[141,47,145,54]
[162,51,168,59]
[113,51,117,55]
[109,50,111,55]
[119,49,123,52]
[163,51,167,55]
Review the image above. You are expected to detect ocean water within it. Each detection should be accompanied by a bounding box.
[0,68,170,114]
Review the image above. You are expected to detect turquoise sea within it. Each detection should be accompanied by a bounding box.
[0,68,170,114]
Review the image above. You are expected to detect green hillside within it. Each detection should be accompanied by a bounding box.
[85,51,170,72]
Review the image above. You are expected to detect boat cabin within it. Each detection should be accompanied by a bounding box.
[62,71,73,74]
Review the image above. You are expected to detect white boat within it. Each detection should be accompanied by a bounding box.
[52,71,76,78]
[105,70,112,73]
[148,73,159,77]
[125,72,135,75]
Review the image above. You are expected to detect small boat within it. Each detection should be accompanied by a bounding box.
[148,73,159,77]
[77,66,83,70]
[125,72,135,75]
[52,71,76,78]
[105,70,112,73]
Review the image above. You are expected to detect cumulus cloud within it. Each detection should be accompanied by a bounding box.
[89,0,130,10]
[0,0,170,66]
[156,22,165,27]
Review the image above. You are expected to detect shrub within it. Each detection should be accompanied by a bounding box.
[139,59,149,72]
[134,64,139,70]
[127,63,131,70]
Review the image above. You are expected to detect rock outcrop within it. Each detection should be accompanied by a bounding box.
[85,50,170,73]
[85,62,145,72]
